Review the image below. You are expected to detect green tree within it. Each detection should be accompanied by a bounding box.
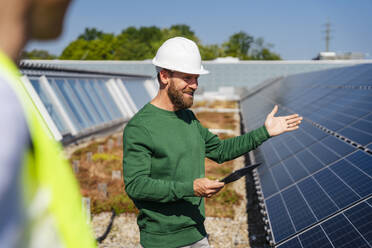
[223,31,253,59]
[113,26,163,60]
[60,34,116,60]
[21,49,57,59]
[199,44,222,60]
[168,25,198,41]
[78,28,104,41]
[253,48,281,60]
[250,37,281,60]
[60,25,281,61]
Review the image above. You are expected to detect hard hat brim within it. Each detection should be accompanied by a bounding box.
[152,58,209,75]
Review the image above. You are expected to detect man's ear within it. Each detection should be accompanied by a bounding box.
[159,69,170,86]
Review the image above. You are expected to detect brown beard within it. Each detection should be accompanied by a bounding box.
[167,80,194,110]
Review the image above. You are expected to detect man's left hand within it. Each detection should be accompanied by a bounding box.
[265,105,303,137]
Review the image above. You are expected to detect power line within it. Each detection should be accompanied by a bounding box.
[323,20,332,52]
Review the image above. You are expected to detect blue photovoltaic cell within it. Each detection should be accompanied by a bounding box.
[282,156,308,181]
[301,122,328,140]
[296,149,323,174]
[271,163,293,190]
[77,79,105,124]
[259,142,278,166]
[58,79,92,128]
[313,168,360,209]
[282,186,316,231]
[297,177,338,220]
[260,169,279,198]
[91,80,115,120]
[282,135,304,154]
[345,151,372,177]
[294,129,316,147]
[323,109,356,126]
[339,127,372,146]
[123,78,152,109]
[321,135,356,157]
[51,79,83,130]
[83,80,111,122]
[330,159,372,197]
[344,201,372,245]
[351,119,372,134]
[322,214,370,248]
[339,106,369,119]
[271,139,293,161]
[308,142,340,166]
[266,194,295,243]
[95,79,121,119]
[364,113,372,122]
[299,225,333,248]
[30,79,68,133]
[277,237,302,248]
[318,117,345,131]
[67,79,95,126]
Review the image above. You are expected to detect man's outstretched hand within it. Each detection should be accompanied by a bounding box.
[193,178,224,198]
[265,105,303,137]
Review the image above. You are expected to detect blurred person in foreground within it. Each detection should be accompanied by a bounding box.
[123,37,303,248]
[0,0,96,247]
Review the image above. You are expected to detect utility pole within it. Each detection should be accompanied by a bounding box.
[323,21,332,52]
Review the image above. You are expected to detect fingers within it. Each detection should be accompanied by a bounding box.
[285,114,302,132]
[193,178,225,198]
[209,181,225,189]
[286,126,300,131]
[287,116,303,125]
[285,113,300,120]
[285,116,302,132]
[268,105,278,118]
[205,186,223,198]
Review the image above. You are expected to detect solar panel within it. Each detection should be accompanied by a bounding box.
[277,237,302,248]
[241,63,372,247]
[321,212,370,248]
[297,177,338,220]
[29,78,69,134]
[299,226,333,248]
[313,168,360,209]
[121,78,152,109]
[275,198,372,248]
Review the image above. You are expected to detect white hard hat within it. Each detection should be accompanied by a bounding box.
[152,37,209,75]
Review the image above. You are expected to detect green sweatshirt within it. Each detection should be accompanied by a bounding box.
[123,103,270,248]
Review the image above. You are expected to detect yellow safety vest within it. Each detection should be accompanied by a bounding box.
[0,51,96,248]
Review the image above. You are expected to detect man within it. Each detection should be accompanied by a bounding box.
[0,0,96,247]
[123,37,302,248]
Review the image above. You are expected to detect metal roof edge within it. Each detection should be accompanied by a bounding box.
[19,60,152,78]
[22,59,372,65]
[204,59,372,65]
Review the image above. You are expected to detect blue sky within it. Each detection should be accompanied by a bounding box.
[27,0,372,60]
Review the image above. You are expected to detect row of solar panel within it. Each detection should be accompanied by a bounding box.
[275,63,372,87]
[257,120,360,197]
[264,150,372,243]
[240,64,372,247]
[243,82,372,147]
[22,75,156,141]
[277,197,372,248]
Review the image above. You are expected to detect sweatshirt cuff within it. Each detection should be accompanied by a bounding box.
[177,181,195,197]
[255,125,271,142]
